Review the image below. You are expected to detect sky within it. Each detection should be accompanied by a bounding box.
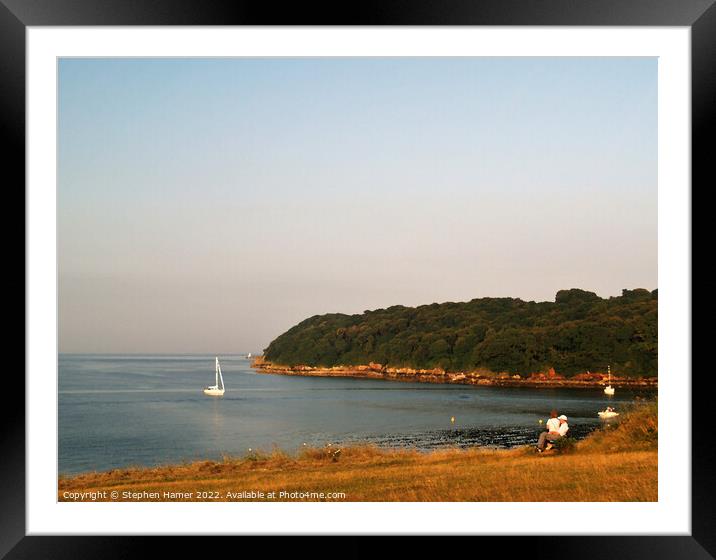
[58,57,657,354]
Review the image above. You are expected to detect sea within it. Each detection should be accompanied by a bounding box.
[58,354,654,474]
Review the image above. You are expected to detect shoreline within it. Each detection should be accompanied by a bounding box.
[59,447,657,502]
[58,402,658,502]
[251,359,658,390]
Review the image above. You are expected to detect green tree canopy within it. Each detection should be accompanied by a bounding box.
[263,289,658,377]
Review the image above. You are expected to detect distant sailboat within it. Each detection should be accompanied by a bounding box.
[203,357,225,396]
[604,365,615,396]
[247,352,252,359]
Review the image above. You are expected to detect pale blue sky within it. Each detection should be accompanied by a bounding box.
[58,58,657,353]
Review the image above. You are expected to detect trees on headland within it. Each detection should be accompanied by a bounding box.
[263,289,657,378]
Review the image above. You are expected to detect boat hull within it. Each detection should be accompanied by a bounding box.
[203,388,225,396]
[598,412,619,419]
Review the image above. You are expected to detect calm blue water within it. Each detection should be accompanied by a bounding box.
[58,354,653,474]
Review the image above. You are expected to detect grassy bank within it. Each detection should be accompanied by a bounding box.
[59,402,657,502]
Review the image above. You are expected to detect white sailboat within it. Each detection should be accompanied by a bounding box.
[604,365,615,396]
[203,357,225,396]
[247,352,252,359]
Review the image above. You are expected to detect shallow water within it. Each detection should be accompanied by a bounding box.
[59,354,653,474]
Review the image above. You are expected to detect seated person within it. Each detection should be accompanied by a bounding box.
[537,414,569,452]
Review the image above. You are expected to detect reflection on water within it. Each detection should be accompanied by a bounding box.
[59,354,654,474]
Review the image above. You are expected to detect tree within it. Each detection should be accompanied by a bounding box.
[263,289,658,377]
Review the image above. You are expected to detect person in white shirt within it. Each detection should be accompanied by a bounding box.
[546,410,560,433]
[537,413,569,452]
[536,410,560,451]
[556,415,569,437]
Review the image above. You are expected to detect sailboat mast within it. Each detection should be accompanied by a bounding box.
[215,357,219,387]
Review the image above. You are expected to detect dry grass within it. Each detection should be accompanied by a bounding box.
[578,400,658,453]
[59,403,657,502]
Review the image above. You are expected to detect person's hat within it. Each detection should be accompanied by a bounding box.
[558,415,568,421]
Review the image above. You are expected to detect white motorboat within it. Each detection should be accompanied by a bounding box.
[203,357,225,396]
[598,407,619,419]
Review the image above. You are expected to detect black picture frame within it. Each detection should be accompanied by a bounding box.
[4,0,711,557]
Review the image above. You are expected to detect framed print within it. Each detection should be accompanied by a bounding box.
[5,0,712,557]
